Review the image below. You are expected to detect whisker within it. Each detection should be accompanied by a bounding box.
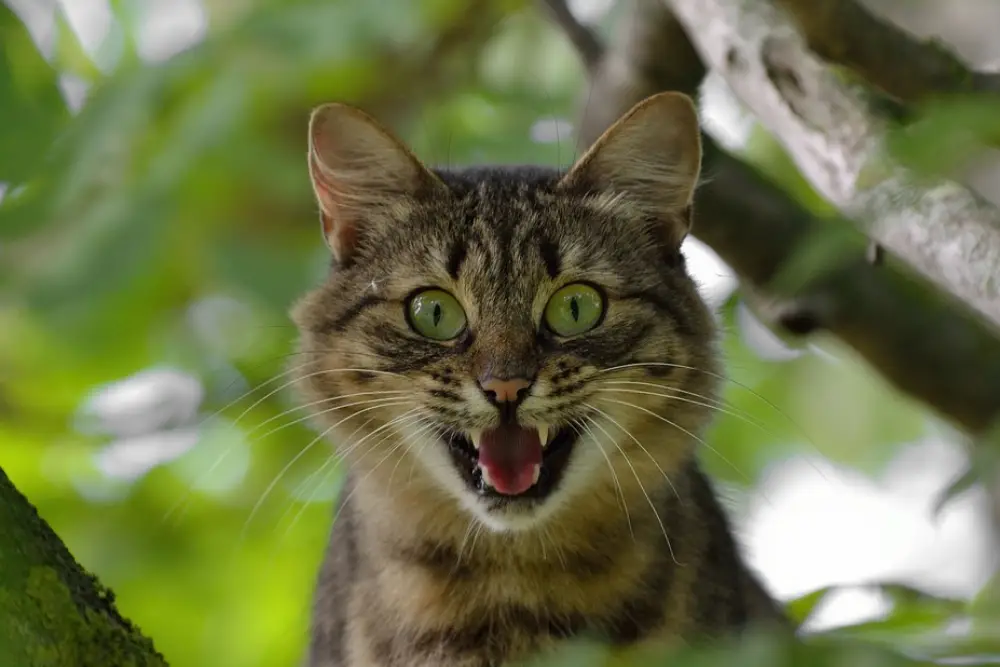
[385,416,438,490]
[405,422,448,489]
[322,416,437,537]
[165,366,412,523]
[282,416,376,509]
[250,395,415,445]
[595,380,762,427]
[162,360,320,523]
[455,515,482,574]
[583,414,679,566]
[592,394,751,486]
[174,395,409,522]
[227,366,407,431]
[274,412,434,550]
[245,389,412,439]
[594,361,812,442]
[591,384,773,441]
[570,417,634,541]
[238,404,420,541]
[467,518,486,559]
[582,402,682,504]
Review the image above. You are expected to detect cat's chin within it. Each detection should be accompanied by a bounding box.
[444,426,577,509]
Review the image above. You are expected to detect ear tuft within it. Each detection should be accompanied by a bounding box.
[307,104,446,264]
[558,92,702,248]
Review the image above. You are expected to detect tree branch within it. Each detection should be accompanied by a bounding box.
[546,0,1000,435]
[696,141,1000,435]
[0,467,167,666]
[666,0,1000,327]
[538,0,604,71]
[774,0,1000,103]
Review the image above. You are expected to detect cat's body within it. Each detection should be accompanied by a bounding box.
[292,94,786,667]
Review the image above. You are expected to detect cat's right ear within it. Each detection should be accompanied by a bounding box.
[308,103,447,264]
[557,92,702,249]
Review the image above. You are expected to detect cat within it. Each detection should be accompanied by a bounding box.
[291,91,786,667]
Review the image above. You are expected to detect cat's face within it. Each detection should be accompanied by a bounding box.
[292,93,718,532]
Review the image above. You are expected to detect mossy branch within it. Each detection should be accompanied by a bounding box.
[0,467,167,667]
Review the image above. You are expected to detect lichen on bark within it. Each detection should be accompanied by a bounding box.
[0,467,168,667]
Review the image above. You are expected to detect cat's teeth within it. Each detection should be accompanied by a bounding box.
[480,465,494,489]
[470,430,482,449]
[531,463,541,486]
[537,425,549,447]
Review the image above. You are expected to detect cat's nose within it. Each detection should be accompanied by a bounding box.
[479,376,532,405]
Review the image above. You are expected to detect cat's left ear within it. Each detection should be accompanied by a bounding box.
[557,91,701,249]
[308,103,448,264]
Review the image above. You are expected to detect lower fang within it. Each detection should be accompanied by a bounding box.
[480,465,494,489]
[531,463,541,486]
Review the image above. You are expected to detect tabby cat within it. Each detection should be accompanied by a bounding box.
[292,91,785,667]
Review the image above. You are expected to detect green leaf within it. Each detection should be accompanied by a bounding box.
[785,586,832,624]
[934,420,1000,515]
[886,95,1000,179]
[0,4,70,185]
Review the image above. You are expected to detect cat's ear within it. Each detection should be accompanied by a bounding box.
[308,103,447,264]
[557,91,701,248]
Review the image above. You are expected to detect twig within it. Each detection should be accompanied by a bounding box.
[538,0,604,71]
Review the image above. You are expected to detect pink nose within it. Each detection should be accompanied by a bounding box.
[479,377,532,403]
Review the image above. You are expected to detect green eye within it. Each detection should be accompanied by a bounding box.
[544,283,604,337]
[407,289,467,341]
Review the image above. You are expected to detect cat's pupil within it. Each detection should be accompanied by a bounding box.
[433,303,442,326]
[570,298,579,322]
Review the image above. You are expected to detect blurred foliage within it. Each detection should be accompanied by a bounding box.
[885,95,1000,180]
[0,0,997,666]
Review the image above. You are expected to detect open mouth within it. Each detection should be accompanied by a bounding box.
[445,424,578,501]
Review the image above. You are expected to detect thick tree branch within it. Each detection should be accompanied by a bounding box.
[695,142,1000,435]
[774,0,1000,103]
[666,0,1000,327]
[545,0,1000,435]
[0,467,166,666]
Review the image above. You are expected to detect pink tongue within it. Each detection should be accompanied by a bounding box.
[478,424,543,495]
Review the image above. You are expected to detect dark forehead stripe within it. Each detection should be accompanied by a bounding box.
[446,239,467,280]
[320,294,385,334]
[437,167,561,264]
[539,237,561,278]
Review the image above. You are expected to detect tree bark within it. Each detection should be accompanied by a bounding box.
[666,0,1000,327]
[0,467,167,667]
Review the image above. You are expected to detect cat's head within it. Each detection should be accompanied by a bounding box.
[292,92,719,532]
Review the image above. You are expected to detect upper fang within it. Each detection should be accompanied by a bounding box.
[538,425,549,447]
[470,430,482,449]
